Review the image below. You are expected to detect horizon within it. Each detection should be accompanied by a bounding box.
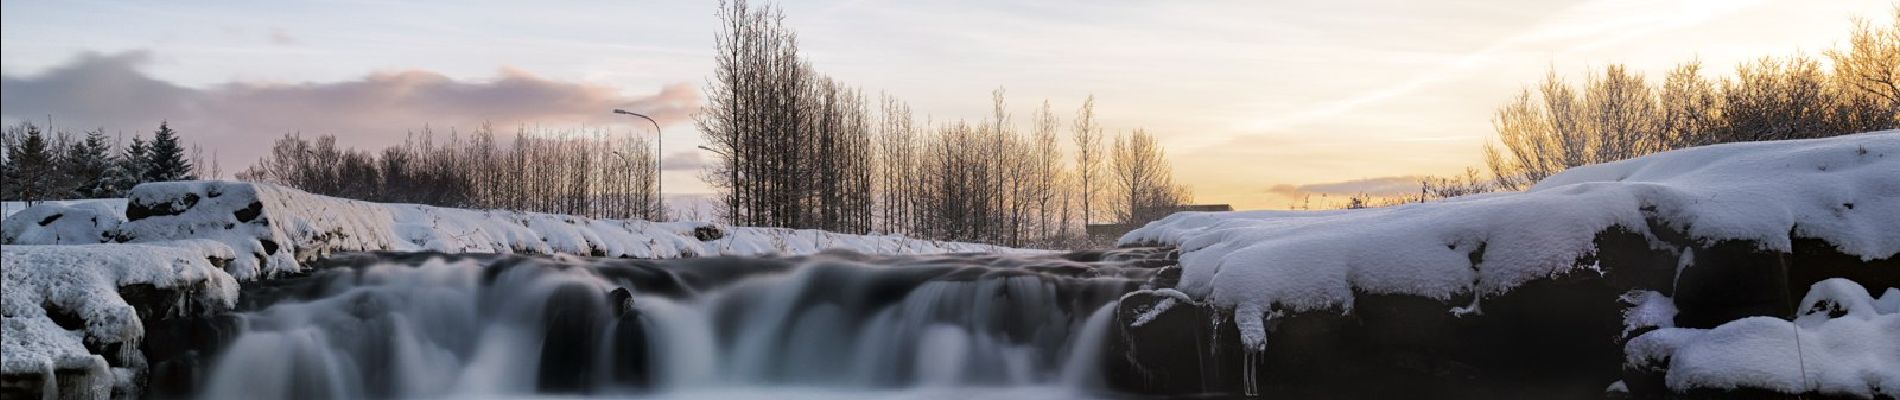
[2,0,1892,210]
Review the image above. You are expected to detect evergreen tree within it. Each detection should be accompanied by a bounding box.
[143,122,193,182]
[63,129,117,198]
[3,123,59,203]
[106,135,151,193]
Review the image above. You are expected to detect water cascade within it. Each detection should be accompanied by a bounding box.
[191,249,1169,399]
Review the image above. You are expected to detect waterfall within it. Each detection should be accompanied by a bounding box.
[195,251,1156,399]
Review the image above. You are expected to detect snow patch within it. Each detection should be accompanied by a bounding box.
[1127,289,1193,327]
[1621,290,1677,337]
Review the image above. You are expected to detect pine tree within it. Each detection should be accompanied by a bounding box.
[106,135,150,193]
[3,123,59,204]
[143,122,193,182]
[64,129,117,198]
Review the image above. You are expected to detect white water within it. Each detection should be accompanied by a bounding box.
[196,253,1141,399]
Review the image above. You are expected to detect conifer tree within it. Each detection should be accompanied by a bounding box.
[64,129,117,197]
[107,135,151,193]
[143,122,194,182]
[3,123,59,204]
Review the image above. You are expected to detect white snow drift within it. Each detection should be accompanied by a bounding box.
[1119,131,1900,353]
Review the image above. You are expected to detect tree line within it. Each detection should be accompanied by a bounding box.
[698,0,1189,248]
[0,121,207,203]
[235,125,662,221]
[1311,6,1900,210]
[1482,7,1899,190]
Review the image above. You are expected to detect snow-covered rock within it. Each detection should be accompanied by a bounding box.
[1625,279,1899,397]
[1,201,126,245]
[0,199,126,221]
[1,243,239,386]
[1119,131,1900,352]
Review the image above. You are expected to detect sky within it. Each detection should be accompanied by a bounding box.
[2,0,1891,210]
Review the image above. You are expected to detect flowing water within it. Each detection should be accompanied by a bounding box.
[192,249,1166,399]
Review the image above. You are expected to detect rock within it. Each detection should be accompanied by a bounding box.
[693,225,725,241]
[607,312,653,390]
[1103,227,1695,399]
[1,201,124,245]
[537,284,610,393]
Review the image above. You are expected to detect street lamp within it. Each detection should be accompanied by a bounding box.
[613,109,663,220]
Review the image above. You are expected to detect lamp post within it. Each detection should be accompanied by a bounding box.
[613,109,663,220]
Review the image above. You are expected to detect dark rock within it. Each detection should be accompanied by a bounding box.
[1671,240,1793,329]
[607,311,653,389]
[692,225,725,241]
[537,284,609,393]
[125,194,195,221]
[609,287,635,317]
[233,201,264,223]
[1105,226,1681,399]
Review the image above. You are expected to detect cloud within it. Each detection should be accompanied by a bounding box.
[1266,176,1423,197]
[660,150,706,171]
[1,50,700,174]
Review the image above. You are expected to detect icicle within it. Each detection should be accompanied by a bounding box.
[1233,303,1270,397]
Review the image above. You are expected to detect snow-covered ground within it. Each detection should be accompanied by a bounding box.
[1120,131,1899,365]
[5,181,1021,279]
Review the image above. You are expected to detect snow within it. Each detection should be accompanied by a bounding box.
[1126,289,1193,327]
[2,201,126,245]
[1621,290,1677,337]
[1118,131,1900,351]
[1625,279,1900,397]
[0,199,126,221]
[99,181,1017,279]
[1,242,240,376]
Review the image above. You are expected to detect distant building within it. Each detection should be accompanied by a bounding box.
[1086,204,1234,242]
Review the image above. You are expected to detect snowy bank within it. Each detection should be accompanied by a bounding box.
[1118,131,1900,352]
[1625,279,1899,397]
[2,181,1016,279]
[1,242,239,393]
